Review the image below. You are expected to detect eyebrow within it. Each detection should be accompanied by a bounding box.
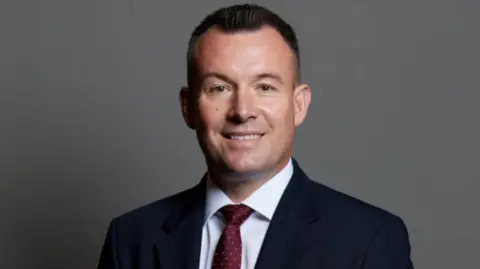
[254,73,284,85]
[199,72,285,86]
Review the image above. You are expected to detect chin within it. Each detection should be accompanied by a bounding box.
[221,157,272,180]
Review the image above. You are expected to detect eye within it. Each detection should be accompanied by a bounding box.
[209,85,228,93]
[258,84,276,91]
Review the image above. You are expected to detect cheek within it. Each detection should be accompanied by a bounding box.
[261,97,294,123]
[197,102,224,130]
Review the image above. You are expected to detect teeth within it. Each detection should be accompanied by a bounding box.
[230,135,261,140]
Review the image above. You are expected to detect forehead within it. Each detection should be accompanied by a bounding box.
[193,25,296,82]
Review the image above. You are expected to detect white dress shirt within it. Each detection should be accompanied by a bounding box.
[199,158,293,269]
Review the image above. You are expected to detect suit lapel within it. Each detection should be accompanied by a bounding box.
[253,160,327,269]
[154,177,206,269]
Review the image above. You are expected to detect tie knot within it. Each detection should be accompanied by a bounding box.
[220,204,252,226]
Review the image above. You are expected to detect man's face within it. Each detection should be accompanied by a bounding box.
[181,25,311,180]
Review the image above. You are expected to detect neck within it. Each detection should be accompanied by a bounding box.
[209,173,269,203]
[207,158,291,203]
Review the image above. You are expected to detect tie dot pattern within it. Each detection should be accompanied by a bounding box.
[211,204,252,269]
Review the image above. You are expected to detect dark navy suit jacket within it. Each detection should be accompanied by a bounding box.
[97,159,414,269]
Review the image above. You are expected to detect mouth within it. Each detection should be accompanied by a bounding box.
[221,133,265,141]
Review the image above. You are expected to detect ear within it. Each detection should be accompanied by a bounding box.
[293,83,312,127]
[179,86,195,129]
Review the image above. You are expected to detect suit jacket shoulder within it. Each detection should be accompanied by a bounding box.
[307,178,407,229]
[301,178,412,268]
[109,182,202,244]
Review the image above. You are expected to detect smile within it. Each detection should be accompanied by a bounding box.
[222,133,265,141]
[229,134,262,140]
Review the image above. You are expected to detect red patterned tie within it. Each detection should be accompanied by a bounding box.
[211,204,253,269]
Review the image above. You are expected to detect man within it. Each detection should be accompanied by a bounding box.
[98,4,414,269]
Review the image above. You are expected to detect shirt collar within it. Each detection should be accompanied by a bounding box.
[204,158,293,224]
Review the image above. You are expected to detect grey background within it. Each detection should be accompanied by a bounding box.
[1,0,479,268]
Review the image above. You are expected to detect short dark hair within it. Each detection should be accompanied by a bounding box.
[186,4,300,90]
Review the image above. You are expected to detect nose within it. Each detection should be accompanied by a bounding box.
[227,88,258,123]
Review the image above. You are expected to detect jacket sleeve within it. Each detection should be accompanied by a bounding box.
[360,216,414,269]
[97,219,119,269]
